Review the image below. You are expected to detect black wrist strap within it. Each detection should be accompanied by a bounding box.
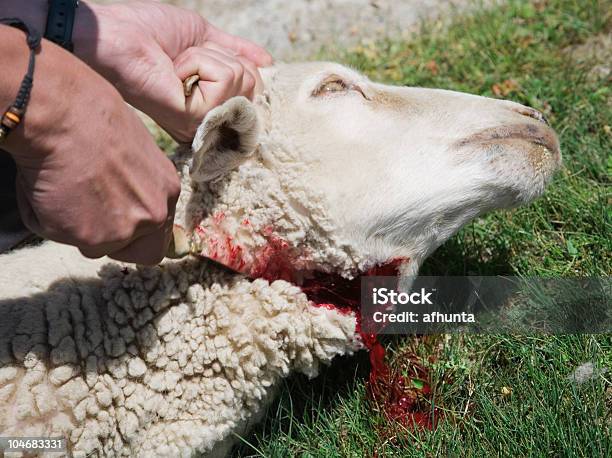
[45,0,79,52]
[0,18,41,143]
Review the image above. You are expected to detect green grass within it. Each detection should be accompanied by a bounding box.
[237,335,611,457]
[232,0,611,456]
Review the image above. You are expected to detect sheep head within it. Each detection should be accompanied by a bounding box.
[173,62,561,284]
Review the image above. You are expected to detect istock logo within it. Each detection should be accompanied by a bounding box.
[372,287,434,305]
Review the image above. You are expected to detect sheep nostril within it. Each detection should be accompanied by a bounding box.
[532,110,550,126]
[516,107,550,126]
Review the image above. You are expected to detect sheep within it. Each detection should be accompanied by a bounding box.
[0,62,560,457]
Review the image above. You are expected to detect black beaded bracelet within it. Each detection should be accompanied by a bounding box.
[0,18,41,143]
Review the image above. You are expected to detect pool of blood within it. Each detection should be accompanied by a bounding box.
[300,259,438,430]
[195,218,438,429]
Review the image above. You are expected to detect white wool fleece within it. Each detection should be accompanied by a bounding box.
[0,244,359,457]
[0,94,364,458]
[171,96,368,282]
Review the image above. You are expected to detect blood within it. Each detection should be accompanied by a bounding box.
[193,218,439,429]
[194,217,298,281]
[300,259,440,430]
[250,234,294,282]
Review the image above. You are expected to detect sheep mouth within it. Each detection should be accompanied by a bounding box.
[456,123,561,159]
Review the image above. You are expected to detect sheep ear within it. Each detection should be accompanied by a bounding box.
[191,96,259,181]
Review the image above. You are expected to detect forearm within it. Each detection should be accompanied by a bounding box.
[0,24,119,165]
[0,23,51,161]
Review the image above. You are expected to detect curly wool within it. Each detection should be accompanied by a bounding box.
[0,92,366,457]
[0,247,359,457]
[0,106,363,457]
[174,142,366,279]
[170,96,367,281]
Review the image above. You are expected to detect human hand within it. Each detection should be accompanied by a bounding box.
[74,1,272,142]
[3,34,180,265]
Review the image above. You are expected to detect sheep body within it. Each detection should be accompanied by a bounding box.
[0,242,359,457]
[0,61,561,457]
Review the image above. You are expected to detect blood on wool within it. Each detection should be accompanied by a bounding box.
[193,219,439,430]
[299,258,440,430]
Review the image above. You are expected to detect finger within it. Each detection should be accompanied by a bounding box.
[76,218,161,260]
[174,49,245,109]
[175,52,223,110]
[176,48,245,85]
[17,167,156,258]
[120,185,177,265]
[241,67,256,100]
[175,48,239,85]
[196,43,263,97]
[198,43,261,97]
[109,208,175,266]
[236,55,263,97]
[79,240,130,260]
[108,227,170,265]
[205,24,273,67]
[186,48,257,99]
[80,166,177,263]
[194,49,247,92]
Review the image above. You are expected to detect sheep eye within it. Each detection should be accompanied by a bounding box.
[312,76,369,100]
[322,80,347,93]
[312,78,349,97]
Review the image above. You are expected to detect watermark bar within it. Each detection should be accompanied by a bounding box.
[0,437,67,453]
[360,276,611,334]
